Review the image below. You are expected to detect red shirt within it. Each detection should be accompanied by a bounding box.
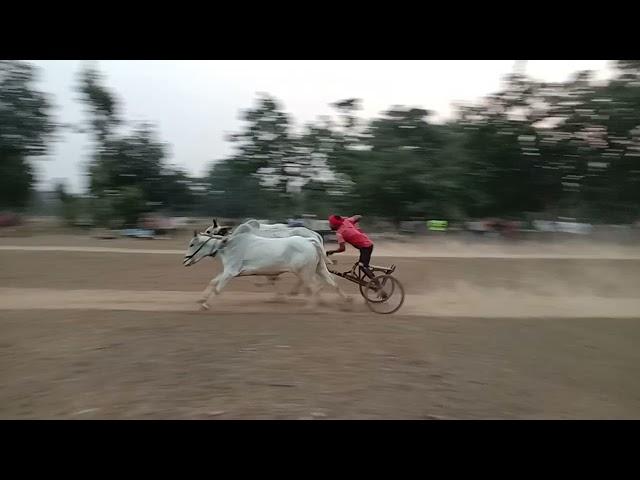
[336,216,373,248]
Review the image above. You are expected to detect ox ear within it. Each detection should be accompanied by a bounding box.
[221,236,230,246]
[212,218,218,228]
[193,229,198,237]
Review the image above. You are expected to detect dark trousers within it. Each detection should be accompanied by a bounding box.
[357,245,376,282]
[358,245,373,267]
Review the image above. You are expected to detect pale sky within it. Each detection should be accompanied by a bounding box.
[31,60,612,193]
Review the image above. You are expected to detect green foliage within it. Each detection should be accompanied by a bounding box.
[90,196,118,229]
[203,159,275,219]
[113,186,146,227]
[20,60,640,226]
[0,154,35,210]
[0,61,55,209]
[55,182,81,226]
[78,66,194,227]
[212,66,640,224]
[78,65,120,142]
[224,94,299,215]
[88,124,166,199]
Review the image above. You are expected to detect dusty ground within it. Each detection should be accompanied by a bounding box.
[3,310,640,419]
[1,235,640,419]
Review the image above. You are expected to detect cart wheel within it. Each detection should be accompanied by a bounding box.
[363,274,405,314]
[359,272,395,301]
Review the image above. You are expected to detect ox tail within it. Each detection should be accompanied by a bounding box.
[308,237,341,291]
[307,237,333,270]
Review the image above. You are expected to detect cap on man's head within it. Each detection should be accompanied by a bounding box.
[328,215,343,229]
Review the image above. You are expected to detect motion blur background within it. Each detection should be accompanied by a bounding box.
[2,60,639,234]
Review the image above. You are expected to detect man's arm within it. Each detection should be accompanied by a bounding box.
[326,242,346,256]
[347,215,362,224]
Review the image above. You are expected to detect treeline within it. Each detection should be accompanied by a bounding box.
[208,61,640,224]
[2,60,640,226]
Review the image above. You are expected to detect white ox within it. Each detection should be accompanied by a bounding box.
[183,225,348,311]
[205,219,332,294]
[206,218,323,244]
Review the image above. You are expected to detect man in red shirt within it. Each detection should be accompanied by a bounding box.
[326,214,377,281]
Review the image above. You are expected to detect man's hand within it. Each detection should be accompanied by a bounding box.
[326,243,346,257]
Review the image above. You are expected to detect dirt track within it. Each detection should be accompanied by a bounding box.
[1,237,640,419]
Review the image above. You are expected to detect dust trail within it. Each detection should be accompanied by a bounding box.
[2,288,640,318]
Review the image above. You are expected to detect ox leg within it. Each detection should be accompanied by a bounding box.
[294,272,324,304]
[199,273,223,305]
[200,271,235,311]
[295,269,322,311]
[267,275,287,303]
[288,278,311,297]
[255,275,278,288]
[213,272,234,295]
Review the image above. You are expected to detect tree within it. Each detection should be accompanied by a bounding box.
[77,64,194,226]
[0,61,56,209]
[225,93,302,216]
[113,185,146,227]
[529,63,640,221]
[55,181,80,226]
[321,104,458,223]
[77,65,120,143]
[206,65,640,224]
[0,155,35,210]
[204,158,274,219]
[575,62,640,221]
[368,107,443,154]
[157,166,196,214]
[453,72,566,218]
[88,124,167,201]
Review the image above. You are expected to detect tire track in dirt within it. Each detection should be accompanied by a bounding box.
[2,288,640,318]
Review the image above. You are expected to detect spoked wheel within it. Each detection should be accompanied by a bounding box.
[363,274,405,314]
[359,273,395,302]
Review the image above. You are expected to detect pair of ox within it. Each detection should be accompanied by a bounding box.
[183,219,348,311]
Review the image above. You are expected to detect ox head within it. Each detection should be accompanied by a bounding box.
[183,230,228,267]
[204,218,232,236]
